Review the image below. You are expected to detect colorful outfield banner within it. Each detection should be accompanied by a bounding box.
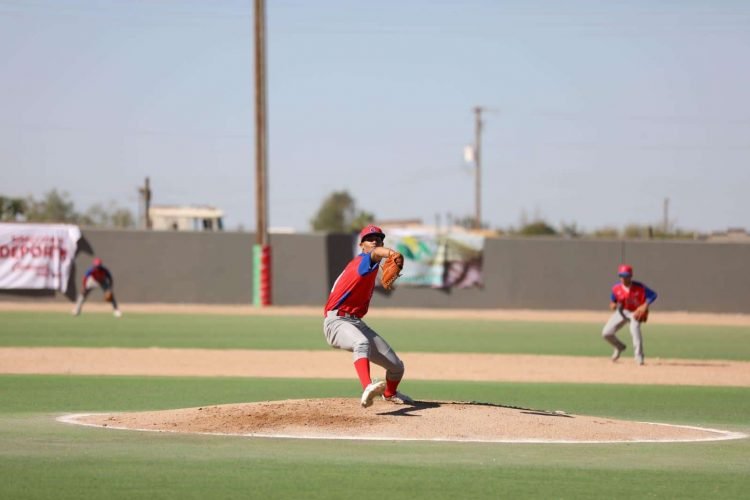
[382,230,484,289]
[0,223,81,291]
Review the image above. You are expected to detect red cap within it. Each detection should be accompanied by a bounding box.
[93,258,103,266]
[358,224,385,242]
[618,264,633,277]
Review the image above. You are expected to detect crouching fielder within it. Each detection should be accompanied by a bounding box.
[603,264,657,365]
[72,257,121,317]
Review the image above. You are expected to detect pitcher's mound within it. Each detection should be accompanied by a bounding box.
[64,398,745,443]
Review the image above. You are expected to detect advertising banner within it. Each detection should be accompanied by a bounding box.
[379,229,484,289]
[0,223,81,291]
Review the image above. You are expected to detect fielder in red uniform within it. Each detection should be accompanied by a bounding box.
[602,264,657,365]
[72,257,121,317]
[323,225,413,408]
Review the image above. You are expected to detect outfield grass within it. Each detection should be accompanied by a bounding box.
[2,311,750,360]
[1,311,748,499]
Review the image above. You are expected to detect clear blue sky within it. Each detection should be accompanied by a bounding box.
[1,0,749,233]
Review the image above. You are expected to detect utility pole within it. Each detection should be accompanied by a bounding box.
[138,177,152,229]
[662,197,670,234]
[254,0,268,248]
[472,106,484,229]
[253,0,271,306]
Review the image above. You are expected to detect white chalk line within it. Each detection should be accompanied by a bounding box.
[56,413,748,444]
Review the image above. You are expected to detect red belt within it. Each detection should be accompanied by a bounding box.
[335,310,359,319]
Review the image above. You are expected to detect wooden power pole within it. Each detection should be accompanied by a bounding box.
[138,177,152,229]
[253,0,271,306]
[254,0,268,247]
[473,106,484,229]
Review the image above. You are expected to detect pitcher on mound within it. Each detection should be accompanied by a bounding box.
[323,225,413,408]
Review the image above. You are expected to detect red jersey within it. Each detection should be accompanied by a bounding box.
[84,265,112,287]
[324,252,379,318]
[610,281,657,312]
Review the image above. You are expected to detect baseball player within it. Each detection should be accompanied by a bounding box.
[72,257,122,317]
[602,264,657,365]
[323,224,413,408]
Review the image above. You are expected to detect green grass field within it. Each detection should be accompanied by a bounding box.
[1,311,749,499]
[3,311,750,360]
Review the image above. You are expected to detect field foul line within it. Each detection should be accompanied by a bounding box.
[57,414,748,444]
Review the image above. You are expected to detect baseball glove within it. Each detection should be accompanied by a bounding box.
[380,252,404,290]
[104,290,113,303]
[633,308,649,323]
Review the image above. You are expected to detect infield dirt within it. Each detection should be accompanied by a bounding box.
[69,398,743,443]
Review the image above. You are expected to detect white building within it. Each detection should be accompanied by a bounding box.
[706,227,750,243]
[149,205,224,232]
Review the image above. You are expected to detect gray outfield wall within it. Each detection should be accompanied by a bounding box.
[1,229,748,313]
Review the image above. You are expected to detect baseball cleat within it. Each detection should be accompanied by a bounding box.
[382,391,415,405]
[636,354,644,366]
[611,346,625,362]
[360,380,386,408]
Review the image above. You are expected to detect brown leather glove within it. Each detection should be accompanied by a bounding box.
[633,308,649,323]
[380,252,404,290]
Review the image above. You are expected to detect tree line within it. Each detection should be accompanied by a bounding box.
[310,190,698,240]
[0,190,134,228]
[2,188,699,239]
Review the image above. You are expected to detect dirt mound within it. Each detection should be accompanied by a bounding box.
[66,398,744,443]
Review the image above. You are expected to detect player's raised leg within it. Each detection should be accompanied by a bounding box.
[323,314,386,407]
[361,325,412,404]
[602,312,627,362]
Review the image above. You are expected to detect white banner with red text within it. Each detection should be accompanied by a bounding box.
[0,223,81,291]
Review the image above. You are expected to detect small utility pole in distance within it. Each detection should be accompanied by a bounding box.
[473,106,483,229]
[138,177,152,229]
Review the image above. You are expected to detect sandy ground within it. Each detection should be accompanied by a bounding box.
[67,399,744,443]
[4,301,748,443]
[3,347,750,387]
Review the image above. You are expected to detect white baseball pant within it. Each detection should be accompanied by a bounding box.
[323,310,405,382]
[602,308,644,361]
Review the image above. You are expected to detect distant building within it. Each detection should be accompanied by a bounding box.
[269,227,297,234]
[706,227,750,243]
[149,205,224,232]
